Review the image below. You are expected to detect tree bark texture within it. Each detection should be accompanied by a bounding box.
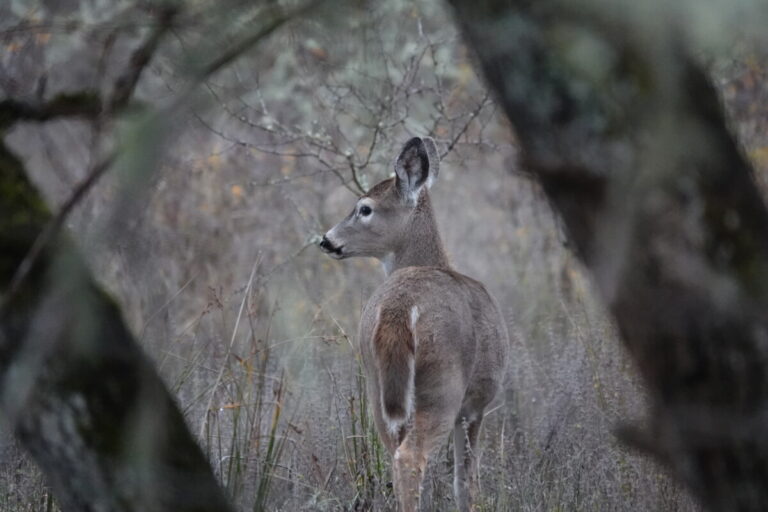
[448,1,768,510]
[0,139,232,511]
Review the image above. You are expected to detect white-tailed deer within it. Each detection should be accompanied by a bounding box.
[319,137,509,511]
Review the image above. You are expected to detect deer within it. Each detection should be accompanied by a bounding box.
[319,136,509,512]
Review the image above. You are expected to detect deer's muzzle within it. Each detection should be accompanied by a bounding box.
[319,236,344,258]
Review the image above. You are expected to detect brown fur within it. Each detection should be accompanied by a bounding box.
[373,304,415,422]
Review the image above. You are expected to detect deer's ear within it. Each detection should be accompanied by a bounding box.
[421,136,440,188]
[395,137,439,204]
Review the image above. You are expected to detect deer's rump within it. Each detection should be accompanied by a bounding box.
[358,266,508,435]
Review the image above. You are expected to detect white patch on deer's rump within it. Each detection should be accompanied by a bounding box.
[409,306,420,333]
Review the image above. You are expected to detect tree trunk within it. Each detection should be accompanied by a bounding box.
[447,1,768,510]
[0,140,232,511]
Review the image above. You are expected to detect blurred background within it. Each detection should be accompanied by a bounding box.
[2,0,768,510]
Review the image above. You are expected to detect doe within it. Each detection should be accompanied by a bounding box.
[319,137,509,511]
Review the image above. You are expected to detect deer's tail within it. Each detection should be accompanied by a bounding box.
[372,304,417,435]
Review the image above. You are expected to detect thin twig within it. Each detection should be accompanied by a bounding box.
[441,92,491,159]
[346,154,367,195]
[140,271,198,342]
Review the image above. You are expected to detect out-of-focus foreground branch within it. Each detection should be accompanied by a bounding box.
[0,143,234,510]
[0,7,235,506]
[448,1,768,510]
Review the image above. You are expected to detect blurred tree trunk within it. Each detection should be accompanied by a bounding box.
[448,1,768,510]
[0,139,232,509]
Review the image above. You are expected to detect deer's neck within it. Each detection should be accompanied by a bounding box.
[384,194,450,276]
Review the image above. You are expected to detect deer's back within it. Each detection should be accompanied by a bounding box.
[359,266,509,416]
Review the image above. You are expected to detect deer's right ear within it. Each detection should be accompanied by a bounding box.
[395,137,436,205]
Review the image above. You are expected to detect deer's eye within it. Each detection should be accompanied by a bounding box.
[359,205,372,216]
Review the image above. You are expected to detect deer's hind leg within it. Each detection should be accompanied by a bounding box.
[393,410,454,512]
[453,413,483,512]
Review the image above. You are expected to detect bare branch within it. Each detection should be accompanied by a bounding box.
[108,5,179,112]
[345,154,368,195]
[0,92,102,129]
[441,92,490,159]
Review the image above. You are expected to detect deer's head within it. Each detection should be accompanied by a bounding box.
[319,137,441,264]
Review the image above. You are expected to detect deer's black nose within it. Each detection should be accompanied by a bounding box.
[319,236,333,251]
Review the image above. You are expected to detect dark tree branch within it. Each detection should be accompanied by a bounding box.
[0,92,103,129]
[108,5,179,113]
[448,1,768,510]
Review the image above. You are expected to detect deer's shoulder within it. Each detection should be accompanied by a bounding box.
[370,266,490,305]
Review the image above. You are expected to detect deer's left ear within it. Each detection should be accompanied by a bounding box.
[395,136,440,205]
